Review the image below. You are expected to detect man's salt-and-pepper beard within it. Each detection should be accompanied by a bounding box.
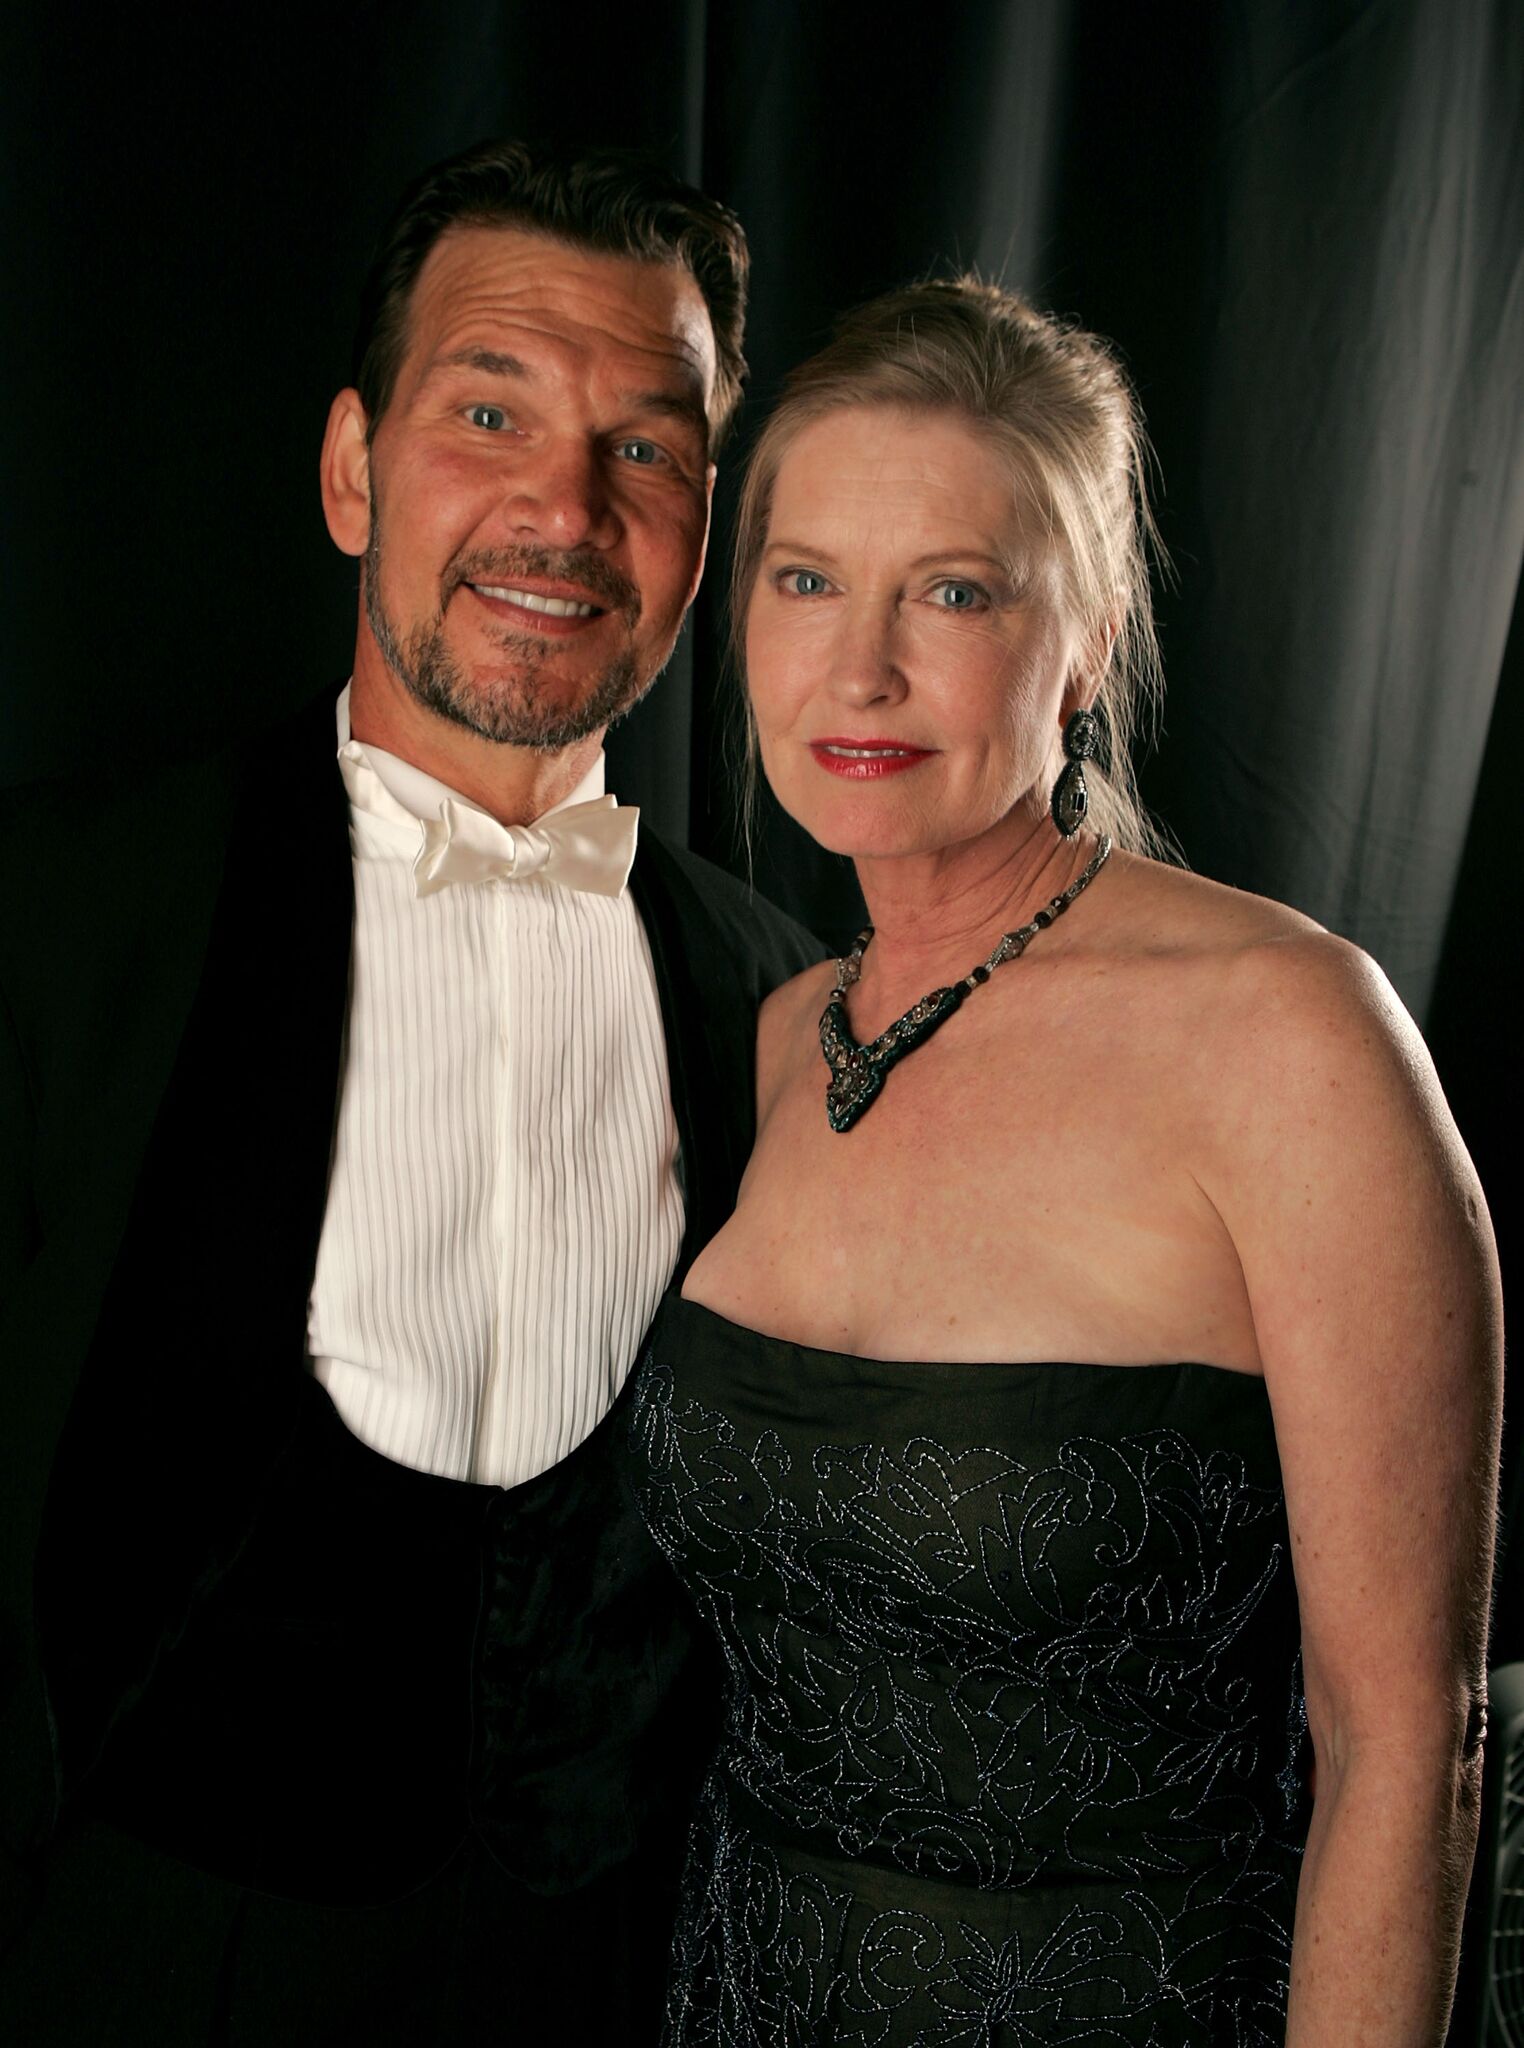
[363,501,653,751]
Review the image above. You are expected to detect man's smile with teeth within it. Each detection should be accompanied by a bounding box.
[468,583,601,618]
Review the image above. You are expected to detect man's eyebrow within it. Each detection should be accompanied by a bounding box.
[419,355,708,439]
[619,388,710,440]
[428,346,531,379]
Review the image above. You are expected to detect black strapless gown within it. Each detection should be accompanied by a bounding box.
[624,1292,1311,2047]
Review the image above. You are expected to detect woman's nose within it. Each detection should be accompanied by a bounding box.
[827,603,907,707]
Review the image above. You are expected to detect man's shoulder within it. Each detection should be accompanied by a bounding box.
[633,831,824,993]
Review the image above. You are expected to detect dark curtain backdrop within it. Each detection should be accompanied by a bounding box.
[3,1,1519,1590]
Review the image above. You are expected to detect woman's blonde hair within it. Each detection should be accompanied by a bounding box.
[729,276,1171,858]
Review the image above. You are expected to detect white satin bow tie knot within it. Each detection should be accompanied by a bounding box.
[413,794,639,900]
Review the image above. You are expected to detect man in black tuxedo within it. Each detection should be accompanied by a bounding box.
[0,140,817,2042]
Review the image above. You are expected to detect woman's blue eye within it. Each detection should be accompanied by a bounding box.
[784,570,829,596]
[933,580,982,609]
[468,404,509,432]
[617,439,661,465]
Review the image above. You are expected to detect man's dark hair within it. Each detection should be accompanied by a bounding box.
[352,137,749,449]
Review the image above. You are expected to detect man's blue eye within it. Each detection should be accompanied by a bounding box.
[785,570,829,596]
[617,439,661,465]
[468,404,508,432]
[934,581,981,609]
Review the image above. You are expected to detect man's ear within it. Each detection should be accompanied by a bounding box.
[320,389,372,558]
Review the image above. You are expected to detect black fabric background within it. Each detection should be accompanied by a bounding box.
[2,0,1520,1958]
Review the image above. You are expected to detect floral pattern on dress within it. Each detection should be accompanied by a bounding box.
[629,1337,1308,2048]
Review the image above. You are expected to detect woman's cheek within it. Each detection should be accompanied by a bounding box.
[748,622,818,733]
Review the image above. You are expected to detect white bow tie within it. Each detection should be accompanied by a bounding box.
[338,744,639,900]
[413,794,639,900]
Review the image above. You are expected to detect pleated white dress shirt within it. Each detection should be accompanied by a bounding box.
[306,687,684,1488]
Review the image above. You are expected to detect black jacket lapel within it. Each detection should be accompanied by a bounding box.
[629,833,822,1275]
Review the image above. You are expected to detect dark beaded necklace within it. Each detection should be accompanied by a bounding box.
[819,835,1112,1132]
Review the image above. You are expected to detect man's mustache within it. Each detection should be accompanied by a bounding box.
[444,547,642,627]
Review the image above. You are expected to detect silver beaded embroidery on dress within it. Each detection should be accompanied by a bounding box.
[627,1296,1310,2046]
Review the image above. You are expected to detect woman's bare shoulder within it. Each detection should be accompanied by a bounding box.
[756,955,840,1111]
[760,953,840,1030]
[1096,852,1450,1134]
[1101,849,1329,955]
[1103,854,1393,1022]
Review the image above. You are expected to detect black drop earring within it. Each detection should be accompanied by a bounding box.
[1050,708,1099,837]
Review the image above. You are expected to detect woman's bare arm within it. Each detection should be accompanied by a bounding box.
[1201,934,1502,2047]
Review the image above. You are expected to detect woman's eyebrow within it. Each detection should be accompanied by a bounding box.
[906,550,1013,573]
[761,542,1015,574]
[762,538,843,564]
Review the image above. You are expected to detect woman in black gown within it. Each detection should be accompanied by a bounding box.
[625,280,1500,2045]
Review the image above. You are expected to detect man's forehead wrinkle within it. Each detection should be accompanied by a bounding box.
[408,227,716,400]
[411,307,711,419]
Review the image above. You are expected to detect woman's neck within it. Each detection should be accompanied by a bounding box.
[850,806,1099,1000]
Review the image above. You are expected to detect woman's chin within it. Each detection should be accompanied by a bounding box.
[774,804,948,863]
[771,788,1034,865]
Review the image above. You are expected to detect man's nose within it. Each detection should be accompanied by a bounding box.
[507,440,620,552]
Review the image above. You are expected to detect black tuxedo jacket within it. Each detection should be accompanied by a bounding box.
[0,686,819,1934]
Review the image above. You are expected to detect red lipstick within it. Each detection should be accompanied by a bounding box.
[808,737,936,780]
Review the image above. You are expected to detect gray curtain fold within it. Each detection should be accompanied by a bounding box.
[1167,0,1524,1018]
